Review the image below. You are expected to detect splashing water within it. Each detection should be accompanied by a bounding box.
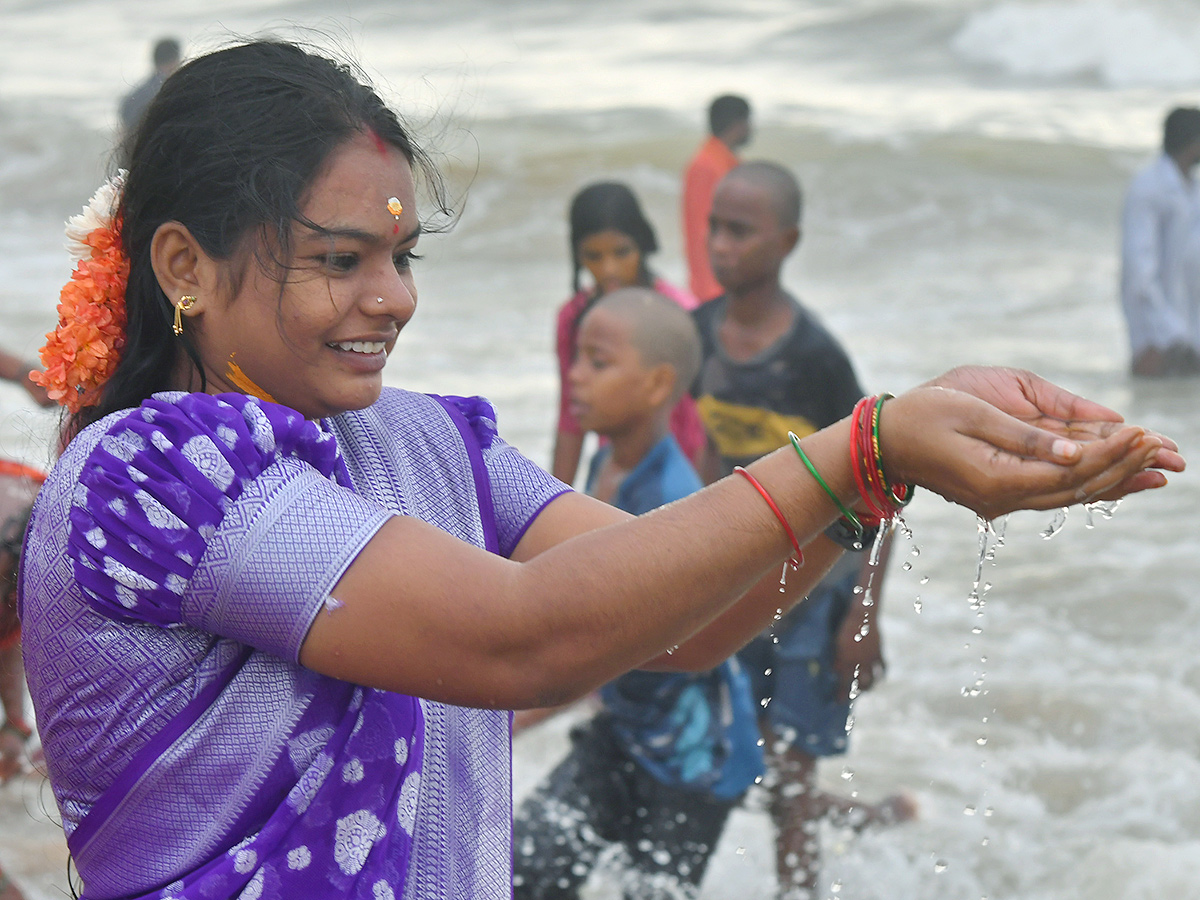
[1039,507,1069,540]
[968,516,1005,615]
[1084,499,1121,529]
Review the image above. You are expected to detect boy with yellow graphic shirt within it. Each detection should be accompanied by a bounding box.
[692,161,915,900]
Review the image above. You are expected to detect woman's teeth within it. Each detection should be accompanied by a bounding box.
[331,341,386,353]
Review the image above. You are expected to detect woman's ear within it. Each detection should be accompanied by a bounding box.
[150,222,221,312]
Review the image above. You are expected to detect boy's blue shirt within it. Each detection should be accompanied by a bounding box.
[586,435,764,798]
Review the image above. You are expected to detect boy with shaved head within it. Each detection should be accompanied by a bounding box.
[694,161,914,899]
[513,288,763,900]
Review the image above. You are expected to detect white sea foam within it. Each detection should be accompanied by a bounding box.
[952,0,1200,87]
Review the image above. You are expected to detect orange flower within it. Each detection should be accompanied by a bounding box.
[33,173,129,414]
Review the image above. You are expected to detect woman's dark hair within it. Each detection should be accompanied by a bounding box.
[73,39,444,437]
[568,181,658,294]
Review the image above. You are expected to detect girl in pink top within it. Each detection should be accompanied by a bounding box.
[552,182,706,484]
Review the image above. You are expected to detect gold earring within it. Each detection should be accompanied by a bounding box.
[173,295,197,336]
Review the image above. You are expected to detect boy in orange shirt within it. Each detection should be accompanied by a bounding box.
[682,95,752,302]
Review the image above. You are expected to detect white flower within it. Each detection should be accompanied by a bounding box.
[333,809,385,875]
[397,771,420,836]
[342,758,365,784]
[65,170,126,263]
[237,870,264,900]
[287,846,312,870]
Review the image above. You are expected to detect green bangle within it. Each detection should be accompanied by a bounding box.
[870,394,914,508]
[787,431,863,535]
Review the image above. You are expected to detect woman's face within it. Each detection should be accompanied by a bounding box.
[192,132,420,419]
[577,229,642,295]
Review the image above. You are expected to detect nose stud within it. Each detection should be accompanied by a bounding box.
[377,297,385,304]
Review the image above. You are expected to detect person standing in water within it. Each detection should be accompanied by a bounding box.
[693,161,915,898]
[119,37,182,136]
[1120,106,1200,377]
[683,95,752,303]
[516,288,763,899]
[550,182,705,485]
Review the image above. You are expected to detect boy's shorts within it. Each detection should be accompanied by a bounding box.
[513,714,738,900]
[737,571,855,758]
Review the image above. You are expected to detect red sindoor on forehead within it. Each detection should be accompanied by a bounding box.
[368,128,388,156]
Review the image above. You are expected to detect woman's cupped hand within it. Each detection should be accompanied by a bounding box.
[880,365,1185,520]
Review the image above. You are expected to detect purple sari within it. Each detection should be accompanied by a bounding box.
[19,389,568,899]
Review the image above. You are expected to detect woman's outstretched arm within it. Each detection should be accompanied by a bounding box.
[299,369,1181,711]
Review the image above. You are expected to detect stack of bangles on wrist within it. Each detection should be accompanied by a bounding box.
[731,394,916,566]
[1,718,31,742]
[789,393,915,552]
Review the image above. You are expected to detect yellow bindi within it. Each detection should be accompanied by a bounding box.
[386,196,403,217]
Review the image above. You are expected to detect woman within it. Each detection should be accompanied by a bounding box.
[551,182,706,484]
[18,41,1180,900]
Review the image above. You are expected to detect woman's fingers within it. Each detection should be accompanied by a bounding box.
[927,366,1125,425]
[884,387,1173,519]
[962,428,1157,518]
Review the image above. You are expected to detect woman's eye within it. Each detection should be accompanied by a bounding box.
[394,251,423,271]
[323,253,358,272]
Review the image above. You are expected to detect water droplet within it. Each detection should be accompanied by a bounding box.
[841,766,854,781]
[981,836,990,846]
[934,860,948,873]
[901,561,912,571]
[735,846,746,856]
[830,880,842,894]
[1040,507,1069,540]
[984,806,994,817]
[913,597,923,613]
[910,547,921,558]
[964,805,976,815]
[919,575,930,585]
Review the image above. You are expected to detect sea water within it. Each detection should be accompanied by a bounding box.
[3,1,1199,898]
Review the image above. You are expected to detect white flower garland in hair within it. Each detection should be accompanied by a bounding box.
[65,169,127,263]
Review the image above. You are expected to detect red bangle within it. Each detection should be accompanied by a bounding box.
[850,394,913,520]
[733,466,803,568]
